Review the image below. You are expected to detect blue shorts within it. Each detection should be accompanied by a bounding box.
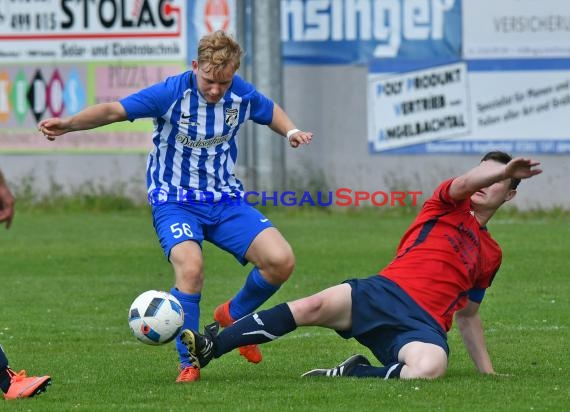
[338,275,449,366]
[152,200,273,264]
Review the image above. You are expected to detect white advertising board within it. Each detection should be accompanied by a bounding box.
[463,0,570,59]
[368,59,570,154]
[0,0,186,62]
[368,62,470,152]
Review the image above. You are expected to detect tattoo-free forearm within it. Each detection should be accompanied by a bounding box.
[450,161,507,200]
[67,102,127,131]
[456,312,495,374]
[268,104,296,137]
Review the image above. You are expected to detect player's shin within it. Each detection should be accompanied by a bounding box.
[228,267,280,319]
[170,288,201,366]
[349,362,405,379]
[214,303,297,357]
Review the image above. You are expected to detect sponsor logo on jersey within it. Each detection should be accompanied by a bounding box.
[179,113,199,126]
[175,132,231,148]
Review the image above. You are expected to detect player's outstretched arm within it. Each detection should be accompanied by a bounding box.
[38,102,128,141]
[268,103,313,148]
[449,157,542,201]
[455,301,495,375]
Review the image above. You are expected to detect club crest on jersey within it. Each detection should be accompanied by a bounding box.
[224,108,239,127]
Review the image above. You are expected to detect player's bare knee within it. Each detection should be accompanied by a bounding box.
[410,359,447,379]
[291,294,325,324]
[404,353,447,379]
[399,342,447,379]
[174,261,204,291]
[262,249,295,284]
[276,251,295,281]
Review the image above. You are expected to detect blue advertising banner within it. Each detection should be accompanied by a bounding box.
[281,0,462,65]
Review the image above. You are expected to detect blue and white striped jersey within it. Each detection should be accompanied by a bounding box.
[120,70,274,202]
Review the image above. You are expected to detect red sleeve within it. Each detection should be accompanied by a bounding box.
[424,178,469,212]
[474,257,502,289]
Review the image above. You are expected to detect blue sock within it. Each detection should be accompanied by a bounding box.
[170,288,201,367]
[349,362,404,379]
[214,303,296,357]
[229,267,280,320]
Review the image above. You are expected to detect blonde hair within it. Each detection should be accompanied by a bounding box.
[197,30,243,77]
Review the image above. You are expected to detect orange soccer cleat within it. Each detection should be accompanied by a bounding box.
[175,365,200,383]
[3,369,51,400]
[214,300,262,364]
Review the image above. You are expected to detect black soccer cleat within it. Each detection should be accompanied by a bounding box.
[301,354,371,377]
[180,322,219,368]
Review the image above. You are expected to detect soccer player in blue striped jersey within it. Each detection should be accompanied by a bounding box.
[38,30,313,383]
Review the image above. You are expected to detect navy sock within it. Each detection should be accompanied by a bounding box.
[214,303,296,357]
[229,267,280,320]
[170,288,201,367]
[0,345,10,393]
[0,345,8,369]
[349,362,405,379]
[0,369,9,394]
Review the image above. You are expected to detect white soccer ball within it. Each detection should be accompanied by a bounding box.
[128,290,184,345]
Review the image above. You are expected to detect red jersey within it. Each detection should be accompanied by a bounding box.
[381,178,502,332]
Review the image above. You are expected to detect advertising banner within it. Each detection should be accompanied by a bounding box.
[0,0,187,152]
[459,60,570,154]
[463,0,570,59]
[368,59,570,154]
[368,61,469,152]
[0,0,186,62]
[187,0,236,63]
[0,63,182,152]
[282,0,462,64]
[1,64,182,127]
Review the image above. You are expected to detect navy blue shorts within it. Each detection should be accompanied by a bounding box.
[152,200,273,264]
[337,275,449,366]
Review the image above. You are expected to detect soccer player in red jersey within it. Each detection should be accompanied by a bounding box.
[181,151,542,379]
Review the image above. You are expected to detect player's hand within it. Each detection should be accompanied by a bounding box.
[38,118,71,141]
[504,158,542,180]
[288,130,313,148]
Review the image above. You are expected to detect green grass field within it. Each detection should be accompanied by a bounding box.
[1,208,568,411]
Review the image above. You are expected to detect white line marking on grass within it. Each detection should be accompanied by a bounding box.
[493,219,553,225]
[283,332,335,339]
[487,325,566,333]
